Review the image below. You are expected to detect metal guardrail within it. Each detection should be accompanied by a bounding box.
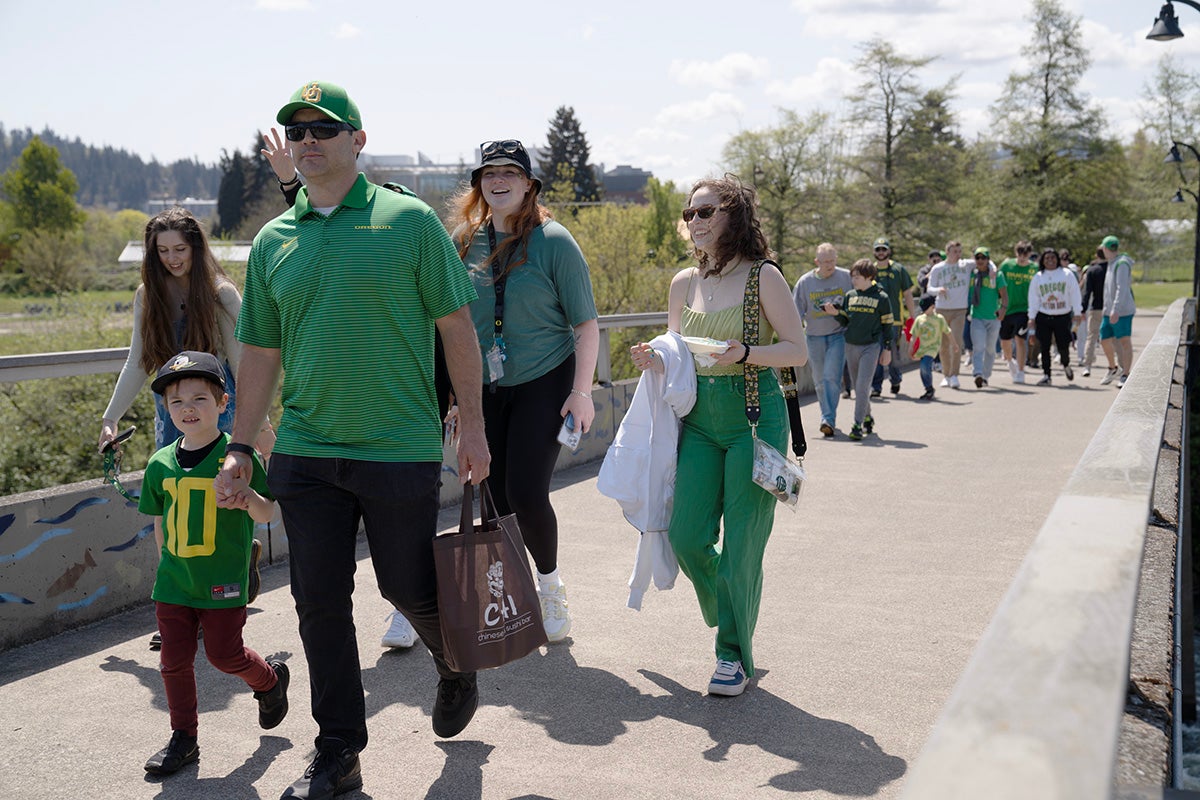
[899,299,1192,800]
[0,316,672,386]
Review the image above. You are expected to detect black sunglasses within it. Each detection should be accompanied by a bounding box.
[682,205,718,222]
[480,139,525,158]
[284,121,355,141]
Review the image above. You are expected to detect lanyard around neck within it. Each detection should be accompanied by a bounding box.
[486,221,509,346]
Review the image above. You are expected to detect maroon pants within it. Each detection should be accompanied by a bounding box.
[156,602,276,736]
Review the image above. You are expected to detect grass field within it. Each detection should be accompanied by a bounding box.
[1132,281,1194,310]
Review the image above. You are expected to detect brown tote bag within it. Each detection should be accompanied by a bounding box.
[433,481,548,672]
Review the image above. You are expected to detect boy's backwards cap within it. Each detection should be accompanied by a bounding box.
[151,351,225,395]
[277,81,362,129]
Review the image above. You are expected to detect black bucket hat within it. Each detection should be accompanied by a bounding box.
[470,140,542,192]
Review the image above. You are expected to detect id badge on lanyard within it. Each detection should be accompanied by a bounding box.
[487,221,509,389]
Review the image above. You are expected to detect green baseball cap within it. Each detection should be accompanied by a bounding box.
[1101,235,1119,250]
[974,246,990,258]
[277,81,362,129]
[873,237,890,250]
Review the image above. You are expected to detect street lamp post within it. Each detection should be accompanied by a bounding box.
[1166,142,1200,300]
[1147,0,1200,40]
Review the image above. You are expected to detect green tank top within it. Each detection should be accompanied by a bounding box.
[681,303,775,376]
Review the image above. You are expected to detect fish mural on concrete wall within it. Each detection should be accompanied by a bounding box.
[46,548,97,598]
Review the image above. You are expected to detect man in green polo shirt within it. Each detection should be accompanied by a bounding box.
[215,80,490,800]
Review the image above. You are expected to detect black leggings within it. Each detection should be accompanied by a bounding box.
[481,353,575,575]
[1034,313,1072,376]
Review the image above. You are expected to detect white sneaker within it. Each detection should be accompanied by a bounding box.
[940,377,950,388]
[381,610,416,649]
[539,584,572,643]
[1100,367,1118,386]
[1117,373,1128,388]
[1008,359,1019,381]
[1015,371,1026,384]
[708,659,747,696]
[949,375,961,389]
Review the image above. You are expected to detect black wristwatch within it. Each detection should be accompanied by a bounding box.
[224,442,255,457]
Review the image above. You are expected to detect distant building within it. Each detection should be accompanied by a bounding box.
[601,164,653,204]
[359,153,469,197]
[118,241,252,268]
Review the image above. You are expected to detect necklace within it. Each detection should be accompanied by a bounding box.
[703,258,743,301]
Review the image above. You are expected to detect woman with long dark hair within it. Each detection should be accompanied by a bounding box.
[99,207,252,452]
[631,174,806,696]
[450,139,599,643]
[1027,247,1082,386]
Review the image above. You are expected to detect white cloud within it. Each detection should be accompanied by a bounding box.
[653,93,746,128]
[765,57,856,105]
[669,53,770,91]
[333,22,361,39]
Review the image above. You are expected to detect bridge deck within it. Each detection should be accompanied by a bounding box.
[0,312,1165,800]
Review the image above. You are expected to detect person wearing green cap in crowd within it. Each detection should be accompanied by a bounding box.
[215,80,491,800]
[1099,235,1135,388]
[869,237,915,397]
[966,246,1007,388]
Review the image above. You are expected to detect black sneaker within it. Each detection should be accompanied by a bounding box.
[248,538,263,604]
[974,375,984,388]
[863,415,874,435]
[890,383,901,394]
[869,389,882,399]
[149,631,161,651]
[144,730,199,775]
[1064,364,1074,381]
[281,740,361,799]
[432,673,478,738]
[848,424,864,442]
[920,388,935,400]
[255,660,289,730]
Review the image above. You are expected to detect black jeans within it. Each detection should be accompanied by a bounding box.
[1034,313,1072,376]
[482,354,575,575]
[267,453,465,752]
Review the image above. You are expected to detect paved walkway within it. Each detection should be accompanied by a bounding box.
[0,312,1165,800]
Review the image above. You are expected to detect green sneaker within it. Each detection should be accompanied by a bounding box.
[863,415,874,435]
[848,424,864,441]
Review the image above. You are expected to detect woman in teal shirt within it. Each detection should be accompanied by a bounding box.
[631,175,806,696]
[450,140,599,644]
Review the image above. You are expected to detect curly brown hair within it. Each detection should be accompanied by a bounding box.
[687,173,774,277]
[139,207,231,373]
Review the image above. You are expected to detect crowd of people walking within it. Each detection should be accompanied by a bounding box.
[791,235,1139,439]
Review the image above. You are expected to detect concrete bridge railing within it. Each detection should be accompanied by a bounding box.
[899,298,1195,799]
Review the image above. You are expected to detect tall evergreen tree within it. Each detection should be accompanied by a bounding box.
[984,0,1127,248]
[215,149,247,237]
[847,38,944,242]
[537,106,602,203]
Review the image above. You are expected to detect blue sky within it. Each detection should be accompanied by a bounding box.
[2,0,1197,188]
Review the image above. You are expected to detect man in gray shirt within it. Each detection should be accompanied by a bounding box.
[793,243,853,437]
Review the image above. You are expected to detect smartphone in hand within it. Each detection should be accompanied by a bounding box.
[557,412,581,453]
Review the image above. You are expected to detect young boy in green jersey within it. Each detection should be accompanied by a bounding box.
[824,259,893,440]
[139,351,287,777]
[910,295,958,400]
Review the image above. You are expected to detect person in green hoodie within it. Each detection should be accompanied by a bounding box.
[823,259,893,441]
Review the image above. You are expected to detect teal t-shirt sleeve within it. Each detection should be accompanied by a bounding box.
[416,207,478,320]
[547,225,598,327]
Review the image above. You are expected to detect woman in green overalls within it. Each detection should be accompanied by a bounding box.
[630,175,807,696]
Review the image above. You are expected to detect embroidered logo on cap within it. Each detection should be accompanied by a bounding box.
[301,82,322,102]
[168,355,198,372]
